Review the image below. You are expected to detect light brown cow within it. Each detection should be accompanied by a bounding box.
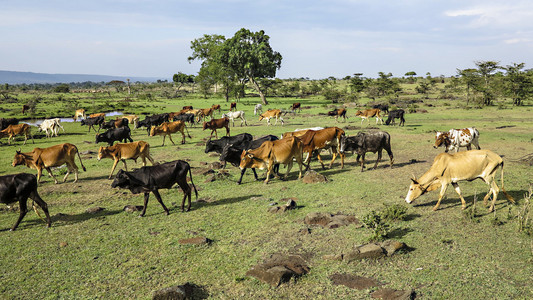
[12,143,87,184]
[281,127,325,139]
[198,108,214,122]
[405,150,514,212]
[0,124,34,145]
[298,127,345,169]
[74,109,86,121]
[149,121,191,146]
[239,136,305,184]
[355,108,383,125]
[211,104,221,114]
[97,141,156,178]
[259,109,284,126]
[121,115,139,128]
[89,112,106,119]
[202,118,230,139]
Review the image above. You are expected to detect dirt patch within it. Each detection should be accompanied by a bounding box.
[371,288,416,300]
[304,212,361,229]
[246,253,310,287]
[329,273,382,290]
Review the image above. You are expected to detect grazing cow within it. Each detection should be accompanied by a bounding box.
[80,116,104,132]
[38,118,64,138]
[173,113,195,127]
[290,102,301,112]
[259,109,284,126]
[167,111,185,122]
[12,143,87,184]
[136,113,169,135]
[97,141,155,179]
[239,136,305,184]
[254,104,263,116]
[222,111,248,127]
[111,160,198,216]
[22,104,30,115]
[355,108,383,125]
[0,173,51,231]
[203,117,230,139]
[0,118,19,130]
[89,112,106,119]
[211,104,221,114]
[220,135,279,184]
[434,128,480,153]
[0,124,34,145]
[372,104,389,114]
[204,133,253,154]
[197,107,214,122]
[122,115,139,129]
[182,105,193,110]
[385,109,406,126]
[281,127,324,139]
[327,108,347,122]
[405,150,514,212]
[339,131,394,172]
[230,102,237,111]
[298,127,345,169]
[96,127,133,146]
[101,118,129,130]
[150,121,191,145]
[74,109,86,121]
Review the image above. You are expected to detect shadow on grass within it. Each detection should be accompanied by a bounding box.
[387,227,414,239]
[192,194,263,210]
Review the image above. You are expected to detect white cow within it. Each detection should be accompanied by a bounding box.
[38,118,65,138]
[254,104,263,116]
[222,111,248,127]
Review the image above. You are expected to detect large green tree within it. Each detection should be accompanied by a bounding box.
[503,63,532,106]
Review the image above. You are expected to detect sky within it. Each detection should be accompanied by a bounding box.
[1,0,532,79]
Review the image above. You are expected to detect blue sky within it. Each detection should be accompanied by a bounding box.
[1,0,532,79]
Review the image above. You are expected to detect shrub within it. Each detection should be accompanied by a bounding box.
[361,210,390,241]
[380,204,408,221]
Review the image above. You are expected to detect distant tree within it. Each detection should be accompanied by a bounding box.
[405,71,417,83]
[375,72,401,96]
[107,80,126,92]
[457,68,480,105]
[349,73,365,96]
[475,60,501,105]
[53,84,70,93]
[503,62,532,106]
[172,72,195,91]
[415,81,431,98]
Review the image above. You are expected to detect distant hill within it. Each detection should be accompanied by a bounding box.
[0,70,168,84]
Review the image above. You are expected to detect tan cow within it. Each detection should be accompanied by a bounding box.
[239,136,305,184]
[211,104,221,114]
[198,107,214,122]
[97,141,156,178]
[259,109,284,126]
[355,108,383,125]
[150,121,191,146]
[0,124,34,145]
[298,127,345,169]
[12,143,87,184]
[405,150,515,212]
[74,109,86,121]
[89,112,106,119]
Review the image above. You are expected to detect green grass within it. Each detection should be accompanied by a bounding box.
[0,90,532,299]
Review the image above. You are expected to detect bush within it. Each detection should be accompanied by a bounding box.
[380,204,408,221]
[361,210,390,241]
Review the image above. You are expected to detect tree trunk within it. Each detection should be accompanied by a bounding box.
[249,77,268,105]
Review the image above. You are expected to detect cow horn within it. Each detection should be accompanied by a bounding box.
[16,148,21,154]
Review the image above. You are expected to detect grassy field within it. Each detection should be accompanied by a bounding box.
[0,90,532,299]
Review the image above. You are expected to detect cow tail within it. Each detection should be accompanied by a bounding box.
[500,162,515,204]
[31,200,46,222]
[188,165,198,200]
[75,145,87,172]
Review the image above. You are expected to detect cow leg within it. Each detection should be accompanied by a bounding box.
[62,165,72,183]
[316,152,326,170]
[11,199,28,231]
[181,131,186,144]
[284,161,293,180]
[225,126,230,137]
[45,167,59,184]
[140,192,150,217]
[466,145,472,150]
[152,190,170,215]
[385,146,394,168]
[167,134,176,145]
[176,179,192,212]
[433,184,449,211]
[488,180,500,212]
[374,150,382,169]
[451,182,467,209]
[30,191,51,228]
[264,164,273,184]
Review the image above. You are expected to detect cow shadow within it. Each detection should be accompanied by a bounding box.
[413,189,526,212]
[387,227,414,239]
[192,194,262,210]
[4,209,123,230]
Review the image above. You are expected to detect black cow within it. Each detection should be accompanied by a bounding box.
[0,173,51,231]
[204,133,253,154]
[219,135,280,184]
[385,109,405,126]
[0,118,19,130]
[101,118,129,130]
[110,160,198,216]
[137,113,169,135]
[339,131,394,172]
[173,113,195,127]
[372,104,389,114]
[95,127,133,146]
[80,116,104,132]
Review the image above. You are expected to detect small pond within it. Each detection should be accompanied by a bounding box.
[23,111,123,126]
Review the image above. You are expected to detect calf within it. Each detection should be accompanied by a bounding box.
[122,115,139,129]
[0,118,19,130]
[211,104,221,114]
[254,104,263,116]
[230,102,237,111]
[327,108,347,122]
[221,110,248,127]
[96,127,134,146]
[434,128,480,153]
[290,102,301,112]
[150,121,191,145]
[339,130,394,171]
[0,124,34,145]
[355,108,383,125]
[100,118,129,130]
[12,143,86,184]
[111,160,198,216]
[385,109,405,126]
[80,116,104,132]
[259,109,284,126]
[0,173,51,231]
[204,133,253,154]
[97,141,155,179]
[182,105,193,110]
[203,117,230,139]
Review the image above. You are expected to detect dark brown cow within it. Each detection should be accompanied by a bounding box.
[12,143,87,184]
[230,102,237,111]
[203,118,230,139]
[182,105,193,110]
[211,104,221,114]
[22,104,30,114]
[327,108,347,122]
[298,127,345,169]
[97,141,155,178]
[0,124,34,145]
[290,102,301,112]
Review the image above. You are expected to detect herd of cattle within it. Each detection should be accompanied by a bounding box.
[0,103,515,231]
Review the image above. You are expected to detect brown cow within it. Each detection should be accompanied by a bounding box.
[150,121,191,146]
[182,105,193,110]
[89,112,106,119]
[290,102,301,112]
[239,136,305,184]
[355,108,383,125]
[327,108,347,122]
[230,102,237,111]
[12,143,87,184]
[282,127,324,139]
[74,109,86,121]
[211,104,221,114]
[22,104,30,114]
[0,124,34,145]
[259,109,284,126]
[197,107,214,122]
[97,141,156,179]
[203,118,230,139]
[298,127,345,169]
